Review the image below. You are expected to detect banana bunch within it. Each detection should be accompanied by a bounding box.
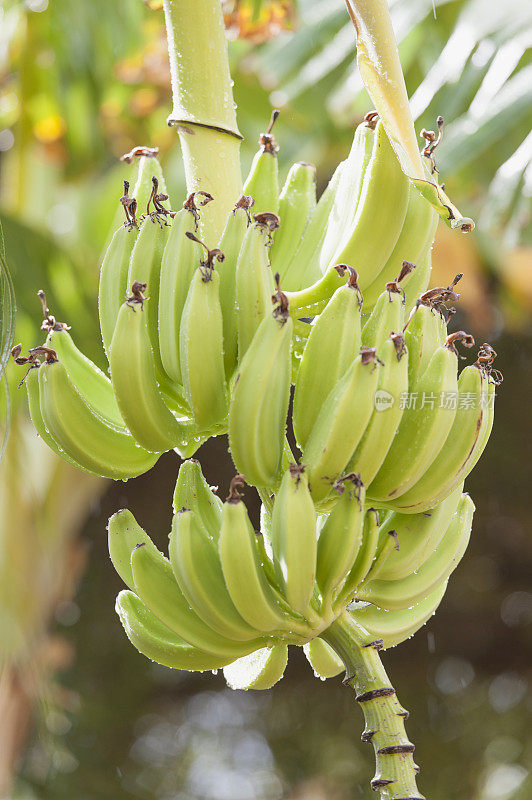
[109,459,476,689]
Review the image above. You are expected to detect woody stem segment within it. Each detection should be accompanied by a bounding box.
[322,612,425,800]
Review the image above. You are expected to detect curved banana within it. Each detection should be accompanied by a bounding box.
[242,110,280,216]
[303,638,344,679]
[316,475,366,603]
[45,327,126,431]
[270,466,317,616]
[99,214,138,357]
[393,364,494,513]
[293,266,363,451]
[38,358,159,479]
[361,181,438,311]
[337,507,381,605]
[116,590,233,671]
[361,268,411,353]
[235,220,276,361]
[404,301,448,387]
[329,121,410,290]
[217,198,253,378]
[351,580,447,650]
[347,334,408,485]
[172,459,223,538]
[271,161,316,286]
[223,645,288,690]
[302,348,381,504]
[169,508,261,642]
[108,507,158,590]
[228,300,293,488]
[24,366,81,469]
[131,533,265,658]
[357,493,475,610]
[110,301,185,452]
[219,480,298,634]
[180,256,228,430]
[368,332,474,502]
[157,202,203,385]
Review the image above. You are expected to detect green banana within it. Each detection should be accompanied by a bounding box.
[337,508,381,605]
[302,348,381,504]
[270,466,317,615]
[179,249,228,430]
[293,266,362,451]
[37,358,159,479]
[357,493,475,610]
[318,118,375,274]
[108,507,158,590]
[98,196,139,357]
[242,110,280,216]
[223,645,288,690]
[45,327,126,431]
[116,590,234,671]
[24,366,81,469]
[303,638,344,679]
[392,362,493,512]
[109,301,185,452]
[372,483,463,582]
[368,332,474,502]
[315,475,366,603]
[172,459,223,539]
[404,299,449,387]
[351,581,447,650]
[157,200,204,385]
[235,220,276,361]
[217,197,253,378]
[347,334,408,485]
[360,267,412,353]
[131,533,264,658]
[361,180,438,310]
[169,508,261,641]
[219,478,298,633]
[330,121,410,290]
[228,300,293,488]
[271,161,316,287]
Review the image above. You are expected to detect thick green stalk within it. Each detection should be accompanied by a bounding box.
[322,612,424,800]
[162,0,243,242]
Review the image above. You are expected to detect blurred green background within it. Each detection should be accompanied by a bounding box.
[0,0,531,798]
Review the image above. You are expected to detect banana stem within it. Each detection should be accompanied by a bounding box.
[322,612,424,800]
[162,0,243,242]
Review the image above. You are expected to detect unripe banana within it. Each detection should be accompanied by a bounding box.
[351,580,447,650]
[223,645,288,690]
[404,284,458,386]
[179,247,228,430]
[127,177,172,383]
[270,465,317,615]
[228,297,293,488]
[99,211,138,357]
[109,300,185,452]
[358,493,475,610]
[303,638,344,679]
[218,477,300,634]
[361,181,438,310]
[24,366,80,469]
[235,220,276,361]
[271,161,316,287]
[157,199,205,385]
[108,507,158,590]
[302,348,381,504]
[130,536,265,658]
[172,459,223,539]
[169,508,261,641]
[347,334,408,485]
[316,474,366,603]
[361,266,412,353]
[131,149,169,214]
[373,483,463,582]
[45,327,126,431]
[293,266,363,451]
[242,110,280,216]
[329,121,410,290]
[318,118,375,273]
[116,590,234,671]
[368,332,475,502]
[217,197,253,378]
[37,356,159,479]
[392,361,494,513]
[337,507,380,605]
